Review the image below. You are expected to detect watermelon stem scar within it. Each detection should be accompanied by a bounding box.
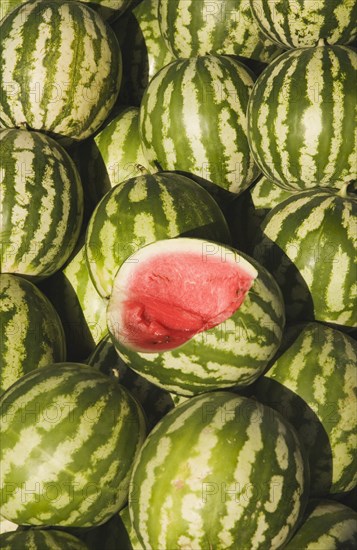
[107,238,257,352]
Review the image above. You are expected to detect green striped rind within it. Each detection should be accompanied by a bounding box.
[88,334,174,431]
[112,0,175,106]
[0,274,66,395]
[249,175,297,213]
[68,139,112,226]
[0,529,89,549]
[94,107,151,187]
[250,0,357,49]
[225,174,295,254]
[0,0,24,21]
[39,243,108,362]
[129,392,309,549]
[0,363,147,527]
[0,129,83,279]
[253,189,357,327]
[247,44,357,191]
[251,322,357,495]
[108,241,285,395]
[85,172,231,298]
[158,0,284,62]
[119,507,143,549]
[285,499,357,549]
[0,0,122,142]
[139,55,260,193]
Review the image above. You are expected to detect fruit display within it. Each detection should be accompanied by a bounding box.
[0,0,356,548]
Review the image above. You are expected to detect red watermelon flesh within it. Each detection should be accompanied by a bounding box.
[108,238,257,352]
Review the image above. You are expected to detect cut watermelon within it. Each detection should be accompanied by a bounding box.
[107,238,257,353]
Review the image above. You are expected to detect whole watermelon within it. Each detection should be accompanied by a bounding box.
[0,363,147,527]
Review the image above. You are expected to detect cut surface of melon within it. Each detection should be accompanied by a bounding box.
[108,239,257,352]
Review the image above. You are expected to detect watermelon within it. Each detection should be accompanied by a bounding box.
[250,322,357,496]
[88,334,175,430]
[0,529,89,549]
[247,43,357,191]
[252,189,357,328]
[67,139,112,226]
[128,391,309,549]
[107,237,285,395]
[0,363,147,527]
[250,0,357,49]
[0,0,122,142]
[112,0,175,106]
[139,55,260,193]
[94,107,151,188]
[225,174,295,254]
[38,242,108,362]
[284,499,357,549]
[0,129,83,279]
[0,0,24,20]
[0,274,66,395]
[158,0,284,62]
[85,172,232,298]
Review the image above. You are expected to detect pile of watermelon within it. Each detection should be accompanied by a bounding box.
[0,1,356,548]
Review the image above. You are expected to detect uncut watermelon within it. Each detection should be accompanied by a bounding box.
[0,274,66,395]
[0,0,122,142]
[0,363,147,527]
[0,129,83,279]
[129,391,309,549]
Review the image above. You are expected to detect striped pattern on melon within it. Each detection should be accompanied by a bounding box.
[0,529,89,549]
[252,189,357,327]
[0,0,24,21]
[108,239,285,396]
[247,44,357,191]
[94,107,151,187]
[250,0,357,49]
[85,172,231,298]
[0,363,147,527]
[39,242,108,362]
[88,334,175,431]
[112,0,176,106]
[0,274,66,395]
[0,0,122,142]
[129,391,309,549]
[158,0,284,62]
[139,55,260,193]
[0,129,83,279]
[251,322,357,496]
[285,499,357,549]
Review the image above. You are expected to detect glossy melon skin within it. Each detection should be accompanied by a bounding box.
[139,55,260,193]
[129,391,309,550]
[250,0,357,49]
[252,189,356,328]
[285,499,357,549]
[0,274,66,396]
[247,44,357,192]
[0,129,83,280]
[251,322,357,496]
[0,363,147,527]
[0,0,122,142]
[158,0,284,62]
